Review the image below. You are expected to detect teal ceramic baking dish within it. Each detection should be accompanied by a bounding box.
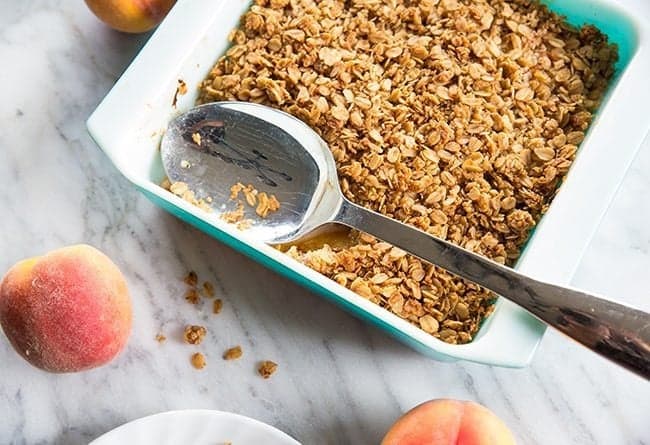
[87,0,650,367]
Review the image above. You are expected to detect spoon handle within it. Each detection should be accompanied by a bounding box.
[336,199,650,379]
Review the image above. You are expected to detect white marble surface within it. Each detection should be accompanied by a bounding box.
[1,1,649,444]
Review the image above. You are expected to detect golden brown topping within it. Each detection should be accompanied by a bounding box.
[203,281,215,298]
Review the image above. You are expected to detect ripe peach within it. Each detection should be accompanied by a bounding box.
[382,399,516,445]
[85,0,176,33]
[0,245,132,373]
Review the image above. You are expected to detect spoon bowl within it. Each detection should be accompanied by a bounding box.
[162,102,341,244]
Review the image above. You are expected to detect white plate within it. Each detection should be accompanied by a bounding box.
[89,410,301,445]
[87,0,650,367]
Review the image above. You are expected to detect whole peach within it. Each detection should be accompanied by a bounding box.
[85,0,176,33]
[0,245,132,373]
[382,399,516,445]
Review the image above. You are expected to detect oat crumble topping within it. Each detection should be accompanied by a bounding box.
[213,298,224,314]
[194,0,616,343]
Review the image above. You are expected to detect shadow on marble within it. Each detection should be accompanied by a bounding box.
[52,423,107,445]
[299,410,393,445]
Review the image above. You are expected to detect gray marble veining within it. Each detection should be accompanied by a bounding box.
[1,2,649,444]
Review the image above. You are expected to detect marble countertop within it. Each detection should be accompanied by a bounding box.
[1,2,649,444]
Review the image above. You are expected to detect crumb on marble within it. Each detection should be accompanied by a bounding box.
[155,333,166,343]
[185,288,200,304]
[191,352,206,370]
[213,299,223,314]
[228,182,280,219]
[203,281,215,298]
[191,132,202,145]
[258,360,278,379]
[183,325,207,345]
[184,271,198,287]
[223,346,243,360]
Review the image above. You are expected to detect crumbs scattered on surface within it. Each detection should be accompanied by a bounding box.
[213,299,223,314]
[191,352,206,370]
[223,346,243,360]
[184,271,198,287]
[191,132,202,146]
[185,288,200,305]
[258,360,278,379]
[183,325,207,345]
[175,271,275,376]
[202,281,215,297]
[155,333,166,343]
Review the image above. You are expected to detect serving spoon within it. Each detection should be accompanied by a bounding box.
[161,101,650,379]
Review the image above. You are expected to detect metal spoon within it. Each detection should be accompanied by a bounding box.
[161,101,650,379]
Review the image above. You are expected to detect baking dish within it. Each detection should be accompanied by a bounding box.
[87,0,650,367]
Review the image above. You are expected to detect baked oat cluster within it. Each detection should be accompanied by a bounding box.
[198,0,617,343]
[172,271,278,377]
